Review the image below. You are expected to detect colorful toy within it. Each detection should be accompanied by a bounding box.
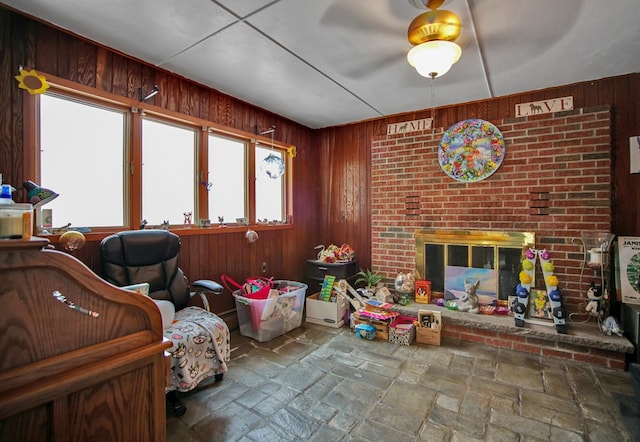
[513,248,567,334]
[355,324,376,340]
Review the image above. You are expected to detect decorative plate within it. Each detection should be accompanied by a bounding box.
[438,119,505,182]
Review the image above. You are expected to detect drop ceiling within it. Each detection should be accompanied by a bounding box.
[3,0,640,129]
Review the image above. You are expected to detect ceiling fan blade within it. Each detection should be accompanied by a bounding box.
[320,1,402,38]
[338,51,406,80]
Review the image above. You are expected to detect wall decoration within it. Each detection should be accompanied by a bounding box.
[443,266,497,306]
[528,289,553,320]
[616,236,640,304]
[514,96,573,117]
[15,68,50,95]
[387,118,432,135]
[438,119,505,182]
[631,136,640,174]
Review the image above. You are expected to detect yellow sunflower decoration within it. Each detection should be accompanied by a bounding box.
[15,68,50,95]
[287,145,297,158]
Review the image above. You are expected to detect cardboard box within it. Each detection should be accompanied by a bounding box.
[416,310,442,346]
[305,292,349,328]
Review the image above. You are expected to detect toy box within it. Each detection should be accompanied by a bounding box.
[305,292,349,328]
[416,310,442,346]
[234,280,307,342]
[389,315,416,346]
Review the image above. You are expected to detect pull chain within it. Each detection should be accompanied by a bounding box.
[429,72,436,133]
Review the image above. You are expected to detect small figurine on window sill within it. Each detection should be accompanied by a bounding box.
[183,211,192,226]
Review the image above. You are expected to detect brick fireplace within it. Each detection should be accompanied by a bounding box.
[370,106,613,314]
[370,107,628,368]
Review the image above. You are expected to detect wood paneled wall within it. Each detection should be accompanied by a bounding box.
[0,8,321,315]
[2,7,638,314]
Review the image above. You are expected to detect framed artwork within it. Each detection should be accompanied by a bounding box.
[528,289,552,320]
[444,266,497,306]
[616,236,640,304]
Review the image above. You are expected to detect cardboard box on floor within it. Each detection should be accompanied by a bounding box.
[416,310,442,345]
[305,293,349,328]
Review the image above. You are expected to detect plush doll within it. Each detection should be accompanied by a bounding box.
[584,282,602,315]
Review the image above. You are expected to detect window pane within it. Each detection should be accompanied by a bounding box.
[142,119,195,225]
[40,93,125,228]
[255,146,285,222]
[208,135,246,223]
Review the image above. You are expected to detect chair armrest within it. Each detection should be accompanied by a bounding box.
[190,280,224,312]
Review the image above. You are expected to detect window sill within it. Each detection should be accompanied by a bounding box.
[42,223,293,246]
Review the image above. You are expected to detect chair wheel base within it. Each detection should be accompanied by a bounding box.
[167,391,186,417]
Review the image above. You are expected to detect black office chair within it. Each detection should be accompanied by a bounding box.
[100,229,230,416]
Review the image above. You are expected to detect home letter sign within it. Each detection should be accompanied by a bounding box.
[515,96,573,117]
[387,118,433,135]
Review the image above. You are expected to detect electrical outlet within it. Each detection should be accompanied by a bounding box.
[262,261,267,273]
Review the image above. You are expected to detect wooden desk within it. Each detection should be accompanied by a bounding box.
[0,238,171,441]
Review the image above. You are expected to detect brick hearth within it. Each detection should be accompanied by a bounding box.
[392,302,633,371]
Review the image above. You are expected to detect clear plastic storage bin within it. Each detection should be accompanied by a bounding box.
[234,280,307,342]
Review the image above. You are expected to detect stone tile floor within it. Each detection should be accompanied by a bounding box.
[167,323,640,441]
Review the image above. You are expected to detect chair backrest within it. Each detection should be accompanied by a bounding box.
[100,230,190,310]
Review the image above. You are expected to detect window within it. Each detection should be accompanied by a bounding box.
[32,80,293,233]
[255,146,285,222]
[141,118,196,225]
[208,134,246,223]
[39,92,127,228]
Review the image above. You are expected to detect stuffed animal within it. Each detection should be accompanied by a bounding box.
[601,316,623,337]
[584,282,602,315]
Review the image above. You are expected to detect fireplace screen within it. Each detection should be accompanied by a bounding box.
[415,230,535,302]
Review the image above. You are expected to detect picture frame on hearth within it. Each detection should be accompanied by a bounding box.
[527,289,553,320]
[444,266,497,306]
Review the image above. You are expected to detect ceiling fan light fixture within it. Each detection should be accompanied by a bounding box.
[407,40,461,78]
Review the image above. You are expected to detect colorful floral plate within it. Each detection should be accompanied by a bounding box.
[438,119,505,182]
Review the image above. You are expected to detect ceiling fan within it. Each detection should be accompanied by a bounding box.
[319,0,463,80]
[406,0,463,78]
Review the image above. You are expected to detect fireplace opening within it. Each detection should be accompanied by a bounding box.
[415,230,535,303]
